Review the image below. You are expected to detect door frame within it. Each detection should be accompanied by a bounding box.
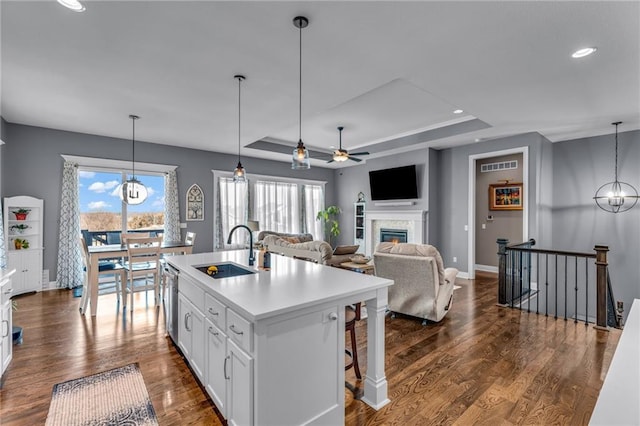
[467,146,529,280]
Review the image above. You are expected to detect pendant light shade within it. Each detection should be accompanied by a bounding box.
[120,115,148,205]
[233,75,247,182]
[593,121,639,213]
[291,16,311,170]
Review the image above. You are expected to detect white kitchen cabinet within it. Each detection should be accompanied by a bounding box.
[3,196,43,295]
[205,320,227,417]
[177,292,205,382]
[1,270,15,383]
[226,339,253,426]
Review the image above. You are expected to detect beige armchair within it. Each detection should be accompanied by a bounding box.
[373,242,458,324]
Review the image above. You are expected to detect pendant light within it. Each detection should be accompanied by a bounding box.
[291,16,311,170]
[233,75,247,182]
[593,121,639,213]
[120,115,148,205]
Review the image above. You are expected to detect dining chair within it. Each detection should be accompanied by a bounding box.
[78,236,126,314]
[345,303,362,380]
[122,236,163,312]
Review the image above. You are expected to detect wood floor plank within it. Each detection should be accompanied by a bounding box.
[0,271,621,425]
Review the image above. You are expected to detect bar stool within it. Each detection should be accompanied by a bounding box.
[345,303,362,379]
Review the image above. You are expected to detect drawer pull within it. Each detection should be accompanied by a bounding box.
[184,313,192,332]
[208,326,219,336]
[3,288,12,295]
[2,320,8,338]
[208,307,219,316]
[229,324,244,335]
[224,355,230,380]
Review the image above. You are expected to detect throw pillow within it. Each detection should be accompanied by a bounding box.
[282,236,301,244]
[333,245,359,255]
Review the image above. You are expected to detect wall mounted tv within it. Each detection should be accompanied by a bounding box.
[369,165,419,201]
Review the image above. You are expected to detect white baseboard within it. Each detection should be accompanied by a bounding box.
[475,264,498,273]
[456,271,470,279]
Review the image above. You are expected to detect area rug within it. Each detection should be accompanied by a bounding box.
[45,363,158,426]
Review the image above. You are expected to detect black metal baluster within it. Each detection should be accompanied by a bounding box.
[545,254,549,317]
[585,258,589,325]
[564,256,568,321]
[574,256,578,323]
[536,252,540,315]
[554,255,558,320]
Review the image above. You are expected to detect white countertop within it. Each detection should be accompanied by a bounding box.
[590,298,640,425]
[167,250,393,321]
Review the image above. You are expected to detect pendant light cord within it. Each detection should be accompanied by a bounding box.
[298,19,302,143]
[614,122,619,183]
[131,116,136,179]
[238,76,242,162]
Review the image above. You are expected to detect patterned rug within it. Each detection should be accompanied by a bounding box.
[45,363,158,426]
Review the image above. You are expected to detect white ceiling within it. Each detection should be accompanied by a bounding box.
[1,1,639,168]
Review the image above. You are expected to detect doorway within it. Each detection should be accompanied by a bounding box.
[467,147,529,280]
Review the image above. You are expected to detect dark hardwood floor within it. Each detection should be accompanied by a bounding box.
[0,272,620,425]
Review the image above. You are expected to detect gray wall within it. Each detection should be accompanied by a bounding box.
[0,116,7,194]
[2,122,336,282]
[551,129,640,317]
[475,153,523,267]
[332,148,430,250]
[434,133,552,272]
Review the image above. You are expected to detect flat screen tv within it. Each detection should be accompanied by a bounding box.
[369,165,418,201]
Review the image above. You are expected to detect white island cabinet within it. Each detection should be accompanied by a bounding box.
[1,268,16,383]
[168,250,393,426]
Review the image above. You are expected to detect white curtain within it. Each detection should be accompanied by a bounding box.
[0,201,5,269]
[56,161,83,289]
[254,180,300,234]
[164,170,181,242]
[216,177,249,249]
[302,184,324,240]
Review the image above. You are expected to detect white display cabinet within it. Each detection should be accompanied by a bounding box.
[3,196,43,295]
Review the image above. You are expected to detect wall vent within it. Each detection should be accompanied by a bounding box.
[481,160,518,172]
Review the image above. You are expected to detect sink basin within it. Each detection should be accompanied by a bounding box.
[195,262,256,279]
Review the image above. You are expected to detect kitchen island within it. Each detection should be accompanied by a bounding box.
[167,250,393,425]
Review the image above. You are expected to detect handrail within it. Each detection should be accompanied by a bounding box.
[497,238,614,329]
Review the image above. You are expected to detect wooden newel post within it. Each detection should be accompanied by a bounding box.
[594,245,609,329]
[497,238,509,305]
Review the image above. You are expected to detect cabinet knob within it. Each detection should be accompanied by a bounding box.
[328,312,338,321]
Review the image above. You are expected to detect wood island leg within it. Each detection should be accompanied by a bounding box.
[361,287,390,409]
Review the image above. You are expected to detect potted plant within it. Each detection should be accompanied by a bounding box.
[13,238,30,250]
[10,224,30,234]
[316,205,342,248]
[11,208,31,220]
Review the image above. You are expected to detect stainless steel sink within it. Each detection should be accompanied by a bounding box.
[195,262,256,279]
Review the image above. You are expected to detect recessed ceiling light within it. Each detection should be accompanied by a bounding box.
[453,109,464,114]
[57,0,86,12]
[571,47,597,58]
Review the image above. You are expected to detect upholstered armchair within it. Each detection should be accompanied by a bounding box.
[373,242,458,324]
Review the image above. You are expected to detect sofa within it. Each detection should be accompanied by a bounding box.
[260,231,362,267]
[373,242,458,323]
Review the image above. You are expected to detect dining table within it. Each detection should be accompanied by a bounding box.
[85,241,193,316]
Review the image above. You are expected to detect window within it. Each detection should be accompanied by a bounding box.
[79,169,165,245]
[214,171,325,249]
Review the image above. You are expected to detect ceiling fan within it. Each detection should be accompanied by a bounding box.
[327,126,370,163]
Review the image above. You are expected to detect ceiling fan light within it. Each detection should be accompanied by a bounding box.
[57,0,86,12]
[333,151,349,162]
[571,47,597,58]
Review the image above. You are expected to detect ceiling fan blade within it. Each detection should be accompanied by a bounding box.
[349,156,363,162]
[349,152,370,156]
[326,159,335,164]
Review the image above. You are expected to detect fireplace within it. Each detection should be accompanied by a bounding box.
[380,228,408,244]
[364,210,426,256]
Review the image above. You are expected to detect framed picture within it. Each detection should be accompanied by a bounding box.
[489,182,523,211]
[186,183,204,221]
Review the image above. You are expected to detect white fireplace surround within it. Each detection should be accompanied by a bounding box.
[364,210,427,256]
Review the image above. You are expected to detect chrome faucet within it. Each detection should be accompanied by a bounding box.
[227,224,255,266]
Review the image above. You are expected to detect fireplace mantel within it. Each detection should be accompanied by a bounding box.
[364,210,427,256]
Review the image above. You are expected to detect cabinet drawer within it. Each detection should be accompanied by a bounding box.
[180,275,205,312]
[205,293,226,330]
[227,309,252,353]
[1,280,12,304]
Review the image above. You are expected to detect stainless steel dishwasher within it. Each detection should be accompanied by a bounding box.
[163,263,179,343]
